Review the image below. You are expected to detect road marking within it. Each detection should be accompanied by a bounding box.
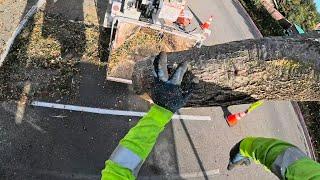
[106,77,133,84]
[31,101,212,121]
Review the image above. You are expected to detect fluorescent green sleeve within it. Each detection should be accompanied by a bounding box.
[101,161,135,180]
[101,104,173,179]
[239,137,320,179]
[239,137,294,169]
[120,104,173,159]
[286,158,320,180]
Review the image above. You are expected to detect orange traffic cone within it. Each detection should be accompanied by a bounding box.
[227,112,247,127]
[200,16,213,30]
[176,9,193,27]
[226,101,264,127]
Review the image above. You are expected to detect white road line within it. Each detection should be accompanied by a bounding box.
[106,77,133,84]
[31,101,212,121]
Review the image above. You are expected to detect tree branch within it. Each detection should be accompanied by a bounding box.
[132,31,320,106]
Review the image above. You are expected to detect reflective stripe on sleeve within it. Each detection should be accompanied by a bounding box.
[109,145,144,177]
[271,147,307,179]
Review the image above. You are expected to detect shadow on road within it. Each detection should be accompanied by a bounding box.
[95,0,111,62]
[42,0,86,58]
[177,112,209,180]
[187,6,203,26]
[221,106,232,120]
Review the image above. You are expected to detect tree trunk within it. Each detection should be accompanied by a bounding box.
[132,31,320,107]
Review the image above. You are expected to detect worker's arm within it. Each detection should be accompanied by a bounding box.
[101,104,173,179]
[228,137,320,179]
[101,52,193,179]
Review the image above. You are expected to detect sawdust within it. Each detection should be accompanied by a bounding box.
[108,26,195,79]
[0,11,102,101]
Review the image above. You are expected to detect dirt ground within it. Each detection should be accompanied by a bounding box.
[0,11,104,102]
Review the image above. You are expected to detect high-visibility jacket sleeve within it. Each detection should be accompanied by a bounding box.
[101,160,136,180]
[119,104,173,159]
[239,137,294,169]
[101,104,173,180]
[286,158,320,180]
[239,137,320,179]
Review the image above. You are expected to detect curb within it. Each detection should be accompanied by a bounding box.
[0,0,46,67]
[291,101,317,160]
[233,0,263,38]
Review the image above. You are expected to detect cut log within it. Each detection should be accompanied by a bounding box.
[132,31,320,107]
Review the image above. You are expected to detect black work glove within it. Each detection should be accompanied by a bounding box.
[227,141,251,170]
[150,52,194,113]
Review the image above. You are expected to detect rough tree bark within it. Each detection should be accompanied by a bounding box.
[132,31,320,107]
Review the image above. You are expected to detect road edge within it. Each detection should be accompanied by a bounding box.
[0,0,46,67]
[291,101,317,160]
[233,0,263,38]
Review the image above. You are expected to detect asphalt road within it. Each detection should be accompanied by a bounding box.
[0,0,312,180]
[187,0,262,45]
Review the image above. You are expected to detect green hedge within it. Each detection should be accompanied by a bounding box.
[239,0,320,36]
[277,0,320,31]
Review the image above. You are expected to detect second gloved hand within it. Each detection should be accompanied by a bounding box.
[227,140,251,170]
[150,52,194,113]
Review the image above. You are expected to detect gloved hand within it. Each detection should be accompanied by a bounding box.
[227,141,251,170]
[150,52,194,113]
